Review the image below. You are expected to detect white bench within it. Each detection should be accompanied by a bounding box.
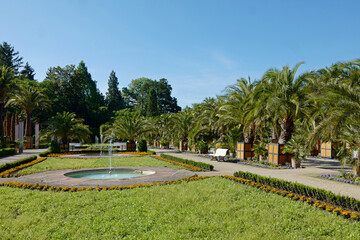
[69,143,81,151]
[209,148,229,161]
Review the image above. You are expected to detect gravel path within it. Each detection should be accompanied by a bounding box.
[153,149,360,200]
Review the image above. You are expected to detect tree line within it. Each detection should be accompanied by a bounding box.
[0,41,181,145]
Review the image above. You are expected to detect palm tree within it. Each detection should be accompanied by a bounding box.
[172,107,194,142]
[0,66,17,137]
[111,110,151,143]
[254,62,313,144]
[6,84,50,137]
[43,112,91,144]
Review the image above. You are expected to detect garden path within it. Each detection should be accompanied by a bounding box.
[0,149,45,166]
[151,149,360,200]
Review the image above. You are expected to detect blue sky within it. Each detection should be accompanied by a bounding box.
[1,0,360,107]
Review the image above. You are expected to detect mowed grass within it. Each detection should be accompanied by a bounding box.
[1,177,360,239]
[18,156,186,174]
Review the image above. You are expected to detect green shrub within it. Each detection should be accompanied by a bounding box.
[160,153,214,171]
[49,141,60,153]
[0,148,16,157]
[138,140,147,152]
[39,150,51,157]
[234,171,360,212]
[0,155,37,173]
[147,150,156,155]
[195,140,208,154]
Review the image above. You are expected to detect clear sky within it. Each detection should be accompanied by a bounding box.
[1,0,359,108]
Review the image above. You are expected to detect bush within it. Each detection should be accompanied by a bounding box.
[147,150,156,155]
[160,153,214,171]
[0,155,37,173]
[234,171,360,212]
[39,150,51,157]
[138,140,147,152]
[195,140,208,154]
[49,141,60,153]
[0,148,16,157]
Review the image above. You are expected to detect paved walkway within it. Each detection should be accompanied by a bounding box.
[0,149,46,165]
[151,148,360,200]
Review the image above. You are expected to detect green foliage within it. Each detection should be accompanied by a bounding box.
[0,41,23,72]
[0,155,37,173]
[0,148,16,157]
[111,109,151,143]
[160,153,214,171]
[39,150,51,157]
[20,62,35,80]
[195,140,208,154]
[234,171,360,212]
[49,141,60,153]
[147,150,156,155]
[138,139,147,152]
[105,70,124,116]
[252,140,268,160]
[43,112,92,144]
[122,77,181,116]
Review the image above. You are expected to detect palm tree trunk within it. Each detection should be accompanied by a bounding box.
[26,111,32,136]
[0,103,3,137]
[278,117,294,144]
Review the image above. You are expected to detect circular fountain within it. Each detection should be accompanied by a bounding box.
[65,168,155,180]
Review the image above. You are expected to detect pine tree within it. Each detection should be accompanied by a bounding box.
[106,71,124,114]
[0,42,23,72]
[146,87,159,117]
[20,62,35,80]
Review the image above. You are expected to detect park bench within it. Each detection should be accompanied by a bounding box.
[209,148,229,161]
[69,143,81,151]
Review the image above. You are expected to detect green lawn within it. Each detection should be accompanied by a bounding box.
[1,177,359,239]
[17,156,186,174]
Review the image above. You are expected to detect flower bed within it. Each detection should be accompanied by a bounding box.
[320,173,360,185]
[0,157,47,177]
[47,151,148,157]
[223,175,360,221]
[0,175,210,192]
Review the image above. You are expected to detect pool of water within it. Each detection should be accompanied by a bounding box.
[65,169,155,180]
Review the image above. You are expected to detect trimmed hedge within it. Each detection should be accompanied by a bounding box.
[39,150,51,157]
[234,171,360,212]
[160,153,214,171]
[0,155,37,173]
[147,150,156,155]
[0,148,16,158]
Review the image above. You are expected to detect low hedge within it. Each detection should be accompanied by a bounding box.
[0,155,37,174]
[39,150,51,157]
[160,153,214,171]
[234,171,360,212]
[147,150,156,155]
[0,148,16,158]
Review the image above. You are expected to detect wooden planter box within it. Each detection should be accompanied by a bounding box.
[126,142,136,151]
[320,142,338,159]
[236,142,254,160]
[24,136,33,149]
[268,143,292,165]
[59,144,69,151]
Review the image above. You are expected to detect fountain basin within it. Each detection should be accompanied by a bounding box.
[65,169,155,180]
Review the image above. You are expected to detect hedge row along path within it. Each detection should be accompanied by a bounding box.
[0,149,45,166]
[151,149,360,201]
